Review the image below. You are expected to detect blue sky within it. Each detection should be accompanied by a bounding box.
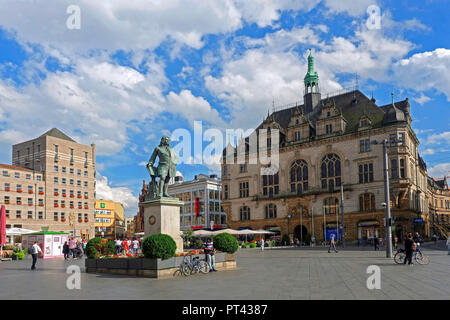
[0,0,449,216]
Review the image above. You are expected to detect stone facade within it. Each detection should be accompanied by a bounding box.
[221,55,445,243]
[1,128,95,239]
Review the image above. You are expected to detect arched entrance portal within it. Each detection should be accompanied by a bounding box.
[294,225,308,244]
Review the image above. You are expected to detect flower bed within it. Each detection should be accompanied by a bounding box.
[85,251,236,278]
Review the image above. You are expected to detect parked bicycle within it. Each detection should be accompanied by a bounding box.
[393,245,430,265]
[180,255,209,276]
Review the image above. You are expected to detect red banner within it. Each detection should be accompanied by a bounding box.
[0,206,6,247]
[195,197,199,217]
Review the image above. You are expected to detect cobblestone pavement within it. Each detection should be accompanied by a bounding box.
[1,246,449,300]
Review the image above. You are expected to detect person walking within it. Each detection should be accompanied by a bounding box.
[115,238,122,255]
[30,241,42,270]
[328,234,338,253]
[123,238,129,255]
[260,238,265,252]
[374,237,379,251]
[203,238,217,272]
[68,237,76,259]
[132,238,139,255]
[393,236,398,249]
[311,235,315,247]
[446,233,450,255]
[62,241,70,260]
[404,233,415,265]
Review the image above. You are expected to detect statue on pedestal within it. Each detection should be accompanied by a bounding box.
[146,135,178,199]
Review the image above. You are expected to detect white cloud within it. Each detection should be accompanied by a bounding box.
[427,131,450,145]
[428,163,450,179]
[421,148,435,155]
[323,0,378,16]
[393,48,450,101]
[413,93,431,105]
[166,89,226,127]
[95,172,138,217]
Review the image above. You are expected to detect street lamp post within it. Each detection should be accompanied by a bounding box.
[300,208,303,246]
[371,138,394,258]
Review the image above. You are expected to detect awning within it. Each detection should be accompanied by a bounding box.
[6,228,38,236]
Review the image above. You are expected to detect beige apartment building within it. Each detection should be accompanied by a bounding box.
[1,128,96,239]
[222,52,443,243]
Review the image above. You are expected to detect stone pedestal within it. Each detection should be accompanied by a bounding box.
[142,198,184,253]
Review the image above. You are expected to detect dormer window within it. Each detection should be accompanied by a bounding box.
[359,117,371,129]
[326,124,333,134]
[327,111,331,117]
[295,131,301,141]
[295,119,299,125]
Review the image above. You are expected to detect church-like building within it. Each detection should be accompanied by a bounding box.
[221,52,449,243]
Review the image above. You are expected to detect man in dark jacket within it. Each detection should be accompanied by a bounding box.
[404,233,415,265]
[63,241,70,260]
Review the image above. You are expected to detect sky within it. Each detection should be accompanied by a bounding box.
[0,0,449,217]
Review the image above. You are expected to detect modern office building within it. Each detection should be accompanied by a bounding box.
[94,199,125,239]
[1,128,96,239]
[168,174,227,231]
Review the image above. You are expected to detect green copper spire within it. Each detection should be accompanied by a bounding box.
[304,49,319,93]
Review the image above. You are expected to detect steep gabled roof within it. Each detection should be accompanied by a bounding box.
[40,128,76,142]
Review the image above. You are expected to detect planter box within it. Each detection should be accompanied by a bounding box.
[85,253,236,279]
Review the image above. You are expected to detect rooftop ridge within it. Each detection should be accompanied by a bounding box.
[271,86,359,114]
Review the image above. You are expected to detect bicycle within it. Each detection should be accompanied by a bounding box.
[393,246,430,265]
[180,255,209,276]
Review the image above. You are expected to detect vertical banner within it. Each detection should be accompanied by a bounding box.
[195,197,199,217]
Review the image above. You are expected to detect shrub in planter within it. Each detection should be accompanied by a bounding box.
[86,237,115,259]
[142,234,176,260]
[213,233,238,254]
[249,243,257,248]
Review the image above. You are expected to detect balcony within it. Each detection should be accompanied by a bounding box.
[54,204,59,208]
[16,201,22,205]
[5,188,10,192]
[17,190,22,193]
[38,204,44,207]
[28,203,33,206]
[62,194,66,197]
[84,206,88,209]
[54,193,59,196]
[38,191,44,195]
[70,195,74,198]
[28,190,33,194]
[4,200,10,204]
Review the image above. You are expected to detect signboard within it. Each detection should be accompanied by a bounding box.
[413,218,424,224]
[325,228,342,241]
[100,203,105,209]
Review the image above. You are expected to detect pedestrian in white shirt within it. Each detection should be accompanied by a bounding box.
[260,238,265,252]
[115,239,122,255]
[30,241,42,270]
[132,239,139,255]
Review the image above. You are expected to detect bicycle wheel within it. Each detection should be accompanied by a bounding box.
[198,261,210,274]
[394,252,405,264]
[414,251,424,264]
[180,263,191,276]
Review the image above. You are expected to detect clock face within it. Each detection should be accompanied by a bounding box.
[149,215,156,225]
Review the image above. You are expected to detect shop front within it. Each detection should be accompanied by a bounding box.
[357,220,380,244]
[22,231,69,259]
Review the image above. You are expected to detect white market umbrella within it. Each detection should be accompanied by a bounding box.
[6,228,38,236]
[192,230,214,237]
[212,228,241,235]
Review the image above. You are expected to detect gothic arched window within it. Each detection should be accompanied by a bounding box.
[290,160,308,195]
[320,153,341,191]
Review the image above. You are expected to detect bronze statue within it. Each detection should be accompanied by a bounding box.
[146,135,178,199]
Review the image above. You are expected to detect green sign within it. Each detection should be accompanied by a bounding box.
[101,203,105,208]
